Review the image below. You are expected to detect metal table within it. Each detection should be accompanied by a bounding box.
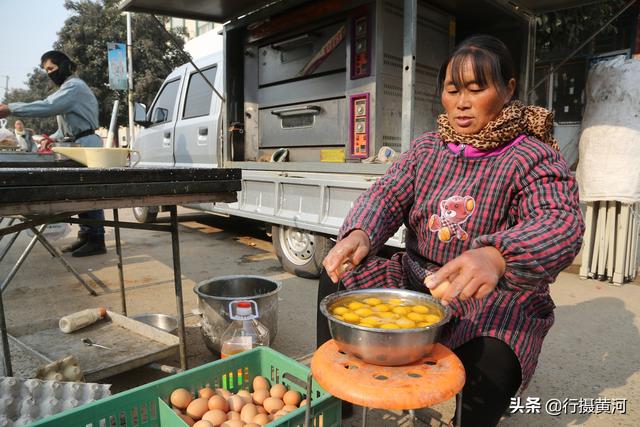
[0,166,241,377]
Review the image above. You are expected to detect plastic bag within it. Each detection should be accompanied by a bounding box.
[0,118,18,148]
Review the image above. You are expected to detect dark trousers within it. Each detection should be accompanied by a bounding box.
[316,270,522,427]
[79,210,105,237]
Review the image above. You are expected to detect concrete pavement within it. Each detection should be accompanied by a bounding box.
[0,208,638,426]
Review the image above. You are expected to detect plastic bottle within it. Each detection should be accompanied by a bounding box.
[59,308,107,333]
[220,300,270,358]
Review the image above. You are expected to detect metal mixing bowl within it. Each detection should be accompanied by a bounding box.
[132,313,178,335]
[320,288,451,366]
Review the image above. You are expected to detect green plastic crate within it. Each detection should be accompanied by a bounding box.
[33,347,340,427]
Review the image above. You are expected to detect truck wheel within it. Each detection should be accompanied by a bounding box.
[271,225,333,279]
[132,207,159,223]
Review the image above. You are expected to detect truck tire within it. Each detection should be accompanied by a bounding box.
[132,206,159,223]
[271,225,333,279]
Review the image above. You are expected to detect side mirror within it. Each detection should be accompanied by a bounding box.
[151,107,169,124]
[133,102,151,127]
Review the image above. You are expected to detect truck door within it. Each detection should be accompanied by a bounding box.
[135,75,183,166]
[174,64,220,168]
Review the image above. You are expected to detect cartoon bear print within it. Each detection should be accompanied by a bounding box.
[428,195,476,242]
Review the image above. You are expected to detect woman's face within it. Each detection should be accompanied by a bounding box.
[14,121,23,131]
[441,60,515,135]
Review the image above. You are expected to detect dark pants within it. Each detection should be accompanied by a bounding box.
[79,210,105,237]
[316,270,522,427]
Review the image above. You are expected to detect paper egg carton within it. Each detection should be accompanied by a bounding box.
[0,377,111,426]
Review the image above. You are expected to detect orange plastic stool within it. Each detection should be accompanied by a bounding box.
[311,340,465,426]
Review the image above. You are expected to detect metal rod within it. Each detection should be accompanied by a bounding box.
[169,206,187,371]
[113,209,127,315]
[126,12,136,149]
[148,363,183,375]
[407,409,416,427]
[400,0,417,153]
[605,201,617,282]
[31,228,97,296]
[579,202,596,279]
[151,15,224,103]
[0,224,46,293]
[0,268,11,376]
[66,218,172,232]
[0,218,16,243]
[527,0,637,99]
[613,204,629,285]
[303,371,313,427]
[0,212,74,237]
[361,406,368,427]
[455,392,463,427]
[0,230,21,263]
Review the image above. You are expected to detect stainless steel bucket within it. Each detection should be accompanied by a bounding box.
[193,275,282,353]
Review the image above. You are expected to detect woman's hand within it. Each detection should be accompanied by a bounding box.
[323,230,371,283]
[424,246,506,304]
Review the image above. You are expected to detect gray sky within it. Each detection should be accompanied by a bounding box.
[0,0,70,96]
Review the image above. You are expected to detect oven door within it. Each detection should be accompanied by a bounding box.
[258,21,347,87]
[259,98,345,148]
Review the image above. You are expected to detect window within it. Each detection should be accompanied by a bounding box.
[182,66,218,119]
[149,79,180,125]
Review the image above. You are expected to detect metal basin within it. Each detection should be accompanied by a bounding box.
[193,275,282,353]
[320,288,451,366]
[132,313,178,335]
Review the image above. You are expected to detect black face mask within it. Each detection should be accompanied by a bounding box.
[47,68,71,86]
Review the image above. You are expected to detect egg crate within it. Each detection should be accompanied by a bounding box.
[33,347,340,427]
[0,377,111,427]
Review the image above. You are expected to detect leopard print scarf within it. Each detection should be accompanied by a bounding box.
[437,101,559,151]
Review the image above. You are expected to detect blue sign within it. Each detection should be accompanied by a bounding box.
[107,42,127,91]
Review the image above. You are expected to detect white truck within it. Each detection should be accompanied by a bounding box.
[122,0,554,278]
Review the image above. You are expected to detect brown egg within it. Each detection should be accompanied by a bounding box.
[251,413,270,426]
[269,384,287,399]
[199,387,216,400]
[171,388,194,410]
[227,411,241,421]
[282,390,301,407]
[252,376,270,391]
[227,395,245,412]
[240,403,258,423]
[299,398,308,407]
[236,390,253,405]
[186,398,210,420]
[208,395,229,412]
[179,413,196,426]
[273,409,289,419]
[216,388,232,399]
[428,279,452,300]
[282,404,298,413]
[256,405,267,414]
[193,421,214,427]
[262,397,284,414]
[221,421,245,427]
[251,389,270,405]
[245,424,261,427]
[202,409,227,426]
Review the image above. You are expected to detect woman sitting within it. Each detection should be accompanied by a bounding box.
[316,34,584,427]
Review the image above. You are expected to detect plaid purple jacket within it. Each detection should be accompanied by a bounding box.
[339,132,584,390]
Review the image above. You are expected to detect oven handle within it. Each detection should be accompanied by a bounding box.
[271,105,322,117]
[271,33,316,51]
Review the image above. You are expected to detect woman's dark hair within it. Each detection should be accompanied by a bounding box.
[436,35,517,99]
[40,50,77,73]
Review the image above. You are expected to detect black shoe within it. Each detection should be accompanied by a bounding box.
[61,234,88,253]
[71,237,107,257]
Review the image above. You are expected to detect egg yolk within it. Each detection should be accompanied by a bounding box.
[411,305,430,314]
[342,312,361,323]
[332,306,349,315]
[354,308,373,317]
[372,304,390,312]
[363,298,382,306]
[348,301,366,310]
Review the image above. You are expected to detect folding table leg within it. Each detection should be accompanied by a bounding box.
[113,209,127,315]
[0,277,11,376]
[0,224,46,292]
[31,228,97,296]
[0,230,21,263]
[169,206,188,371]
